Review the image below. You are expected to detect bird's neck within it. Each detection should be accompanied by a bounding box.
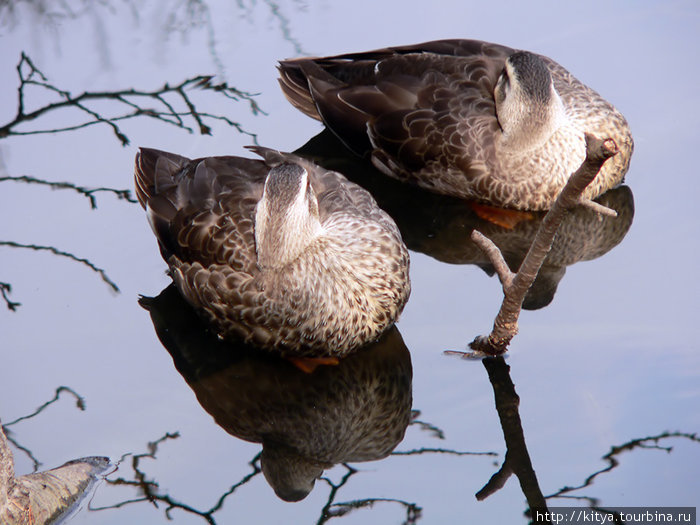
[255,202,322,269]
[498,90,567,152]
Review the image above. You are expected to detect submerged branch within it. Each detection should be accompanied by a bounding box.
[468,135,619,355]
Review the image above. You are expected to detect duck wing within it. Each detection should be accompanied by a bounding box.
[135,148,264,272]
[278,40,513,187]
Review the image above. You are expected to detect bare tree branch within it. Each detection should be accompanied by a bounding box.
[408,409,446,439]
[1,385,86,472]
[0,282,20,311]
[0,175,137,209]
[470,231,514,289]
[545,431,700,505]
[0,52,264,146]
[3,386,85,429]
[392,447,497,457]
[467,135,619,355]
[0,240,120,293]
[316,464,422,525]
[92,434,262,524]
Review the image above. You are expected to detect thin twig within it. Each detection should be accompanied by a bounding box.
[578,197,618,217]
[2,432,42,473]
[2,386,86,427]
[261,0,306,55]
[91,435,263,524]
[1,386,86,472]
[392,447,497,457]
[0,281,21,311]
[0,241,120,293]
[470,231,514,289]
[545,431,700,502]
[0,175,136,209]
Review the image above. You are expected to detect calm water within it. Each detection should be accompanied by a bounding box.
[1,1,698,524]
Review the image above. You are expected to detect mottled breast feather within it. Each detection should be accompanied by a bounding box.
[278,39,633,210]
[135,147,410,357]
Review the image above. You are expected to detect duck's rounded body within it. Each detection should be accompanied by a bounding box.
[135,147,410,357]
[278,39,633,210]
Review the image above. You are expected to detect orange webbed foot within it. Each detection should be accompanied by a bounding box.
[288,356,340,373]
[469,202,535,229]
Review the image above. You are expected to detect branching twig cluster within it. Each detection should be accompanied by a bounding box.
[317,464,422,525]
[1,50,268,310]
[92,435,262,524]
[545,431,700,506]
[0,52,264,146]
[467,135,620,355]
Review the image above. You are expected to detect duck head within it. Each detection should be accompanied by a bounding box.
[255,163,323,269]
[494,51,566,152]
[261,442,326,502]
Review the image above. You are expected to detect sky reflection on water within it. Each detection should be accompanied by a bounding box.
[1,1,699,523]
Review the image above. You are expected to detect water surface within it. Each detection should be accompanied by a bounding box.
[1,1,698,523]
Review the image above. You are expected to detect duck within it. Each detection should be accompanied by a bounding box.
[295,129,635,310]
[278,39,634,211]
[134,146,410,359]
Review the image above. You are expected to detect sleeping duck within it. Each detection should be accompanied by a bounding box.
[134,147,410,359]
[278,39,633,211]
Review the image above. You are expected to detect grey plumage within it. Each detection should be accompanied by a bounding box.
[278,39,634,210]
[135,147,410,357]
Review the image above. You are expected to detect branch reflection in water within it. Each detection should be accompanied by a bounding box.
[476,357,546,510]
[140,284,413,502]
[1,387,110,525]
[468,356,700,521]
[295,130,634,311]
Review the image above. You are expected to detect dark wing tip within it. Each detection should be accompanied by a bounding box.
[134,148,192,209]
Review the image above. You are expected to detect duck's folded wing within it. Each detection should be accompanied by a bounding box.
[136,149,264,271]
[279,45,506,184]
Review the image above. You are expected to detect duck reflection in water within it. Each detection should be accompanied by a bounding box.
[140,285,413,502]
[296,130,634,310]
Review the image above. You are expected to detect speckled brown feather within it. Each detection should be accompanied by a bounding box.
[140,283,413,501]
[135,147,410,357]
[278,39,633,210]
